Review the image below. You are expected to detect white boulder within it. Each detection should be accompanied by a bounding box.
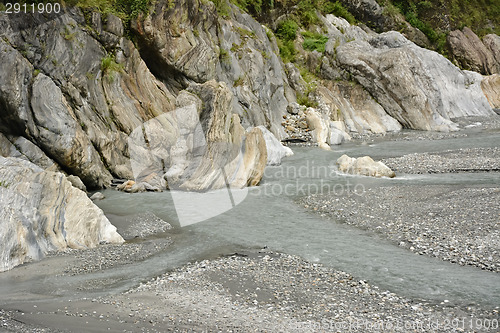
[0,157,124,272]
[337,154,395,178]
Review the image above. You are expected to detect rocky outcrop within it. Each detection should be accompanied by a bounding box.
[132,0,291,138]
[447,28,499,75]
[0,156,123,272]
[127,80,269,191]
[333,31,495,131]
[483,34,500,67]
[337,154,395,178]
[0,2,496,192]
[0,9,179,189]
[0,3,289,191]
[338,0,430,48]
[312,83,402,135]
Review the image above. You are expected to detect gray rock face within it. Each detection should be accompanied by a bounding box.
[335,31,495,131]
[447,28,499,75]
[0,134,60,172]
[0,2,293,192]
[312,83,402,135]
[0,156,124,272]
[0,9,177,189]
[132,0,291,139]
[483,34,500,67]
[338,0,430,47]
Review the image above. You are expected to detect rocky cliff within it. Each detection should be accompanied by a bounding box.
[0,1,497,188]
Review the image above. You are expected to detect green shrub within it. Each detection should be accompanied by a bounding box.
[296,93,317,108]
[101,54,123,81]
[297,0,319,26]
[212,0,231,17]
[276,20,299,41]
[219,48,231,64]
[277,39,296,63]
[234,76,244,86]
[324,1,355,24]
[230,0,274,15]
[301,31,328,52]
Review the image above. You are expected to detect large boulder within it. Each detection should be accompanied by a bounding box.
[305,108,331,150]
[0,156,124,272]
[128,81,269,191]
[337,154,395,178]
[447,28,499,75]
[335,31,495,131]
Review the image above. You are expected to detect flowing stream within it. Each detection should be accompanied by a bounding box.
[0,129,499,310]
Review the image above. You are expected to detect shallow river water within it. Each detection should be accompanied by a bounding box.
[1,129,499,310]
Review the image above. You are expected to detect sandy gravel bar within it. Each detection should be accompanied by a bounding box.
[382,148,500,174]
[301,185,500,272]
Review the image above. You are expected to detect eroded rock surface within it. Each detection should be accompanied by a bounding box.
[334,31,494,131]
[447,27,499,75]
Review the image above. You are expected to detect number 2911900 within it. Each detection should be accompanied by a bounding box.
[4,2,61,14]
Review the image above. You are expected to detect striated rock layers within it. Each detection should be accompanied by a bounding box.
[334,31,495,132]
[0,2,497,185]
[0,4,284,191]
[0,156,124,272]
[0,0,498,269]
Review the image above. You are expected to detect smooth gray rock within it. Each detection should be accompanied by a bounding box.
[132,0,291,139]
[335,31,495,131]
[128,81,268,191]
[285,63,307,96]
[0,156,123,272]
[0,10,176,188]
[90,192,105,200]
[67,175,87,192]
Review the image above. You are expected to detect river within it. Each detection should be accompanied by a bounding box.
[0,129,499,311]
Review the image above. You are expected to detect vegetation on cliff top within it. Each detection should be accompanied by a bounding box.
[378,0,499,46]
[66,0,151,23]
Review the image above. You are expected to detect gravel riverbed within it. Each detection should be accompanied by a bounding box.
[301,186,500,273]
[3,251,498,332]
[2,117,500,332]
[381,148,500,174]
